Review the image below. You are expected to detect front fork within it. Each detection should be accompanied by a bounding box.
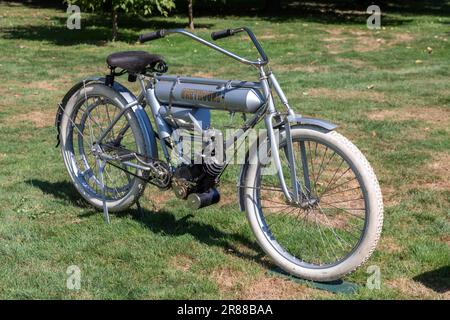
[262,69,312,205]
[265,113,312,205]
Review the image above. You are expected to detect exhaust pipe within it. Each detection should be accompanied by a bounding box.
[187,188,220,209]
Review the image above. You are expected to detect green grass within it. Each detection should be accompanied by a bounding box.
[0,2,449,299]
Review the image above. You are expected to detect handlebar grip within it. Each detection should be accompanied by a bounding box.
[211,29,234,41]
[139,30,165,43]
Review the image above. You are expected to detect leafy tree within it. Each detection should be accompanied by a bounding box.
[66,0,176,41]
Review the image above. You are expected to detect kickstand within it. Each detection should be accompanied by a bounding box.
[97,158,110,224]
[136,200,144,220]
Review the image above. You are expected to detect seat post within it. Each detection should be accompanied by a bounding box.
[105,66,115,86]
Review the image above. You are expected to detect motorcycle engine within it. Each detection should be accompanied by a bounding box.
[172,163,219,199]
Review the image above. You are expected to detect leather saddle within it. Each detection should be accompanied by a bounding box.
[106,51,166,74]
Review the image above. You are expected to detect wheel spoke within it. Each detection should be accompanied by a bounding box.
[320,175,356,198]
[254,134,369,268]
[321,197,364,206]
[67,94,140,202]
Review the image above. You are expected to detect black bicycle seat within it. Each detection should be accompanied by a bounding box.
[106,51,166,74]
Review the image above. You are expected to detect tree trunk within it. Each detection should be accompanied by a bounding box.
[188,0,194,30]
[111,7,118,42]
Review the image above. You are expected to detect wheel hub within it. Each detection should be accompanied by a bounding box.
[91,143,103,158]
[291,196,319,210]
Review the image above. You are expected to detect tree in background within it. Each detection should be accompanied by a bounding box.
[188,0,194,30]
[186,0,218,31]
[66,0,175,41]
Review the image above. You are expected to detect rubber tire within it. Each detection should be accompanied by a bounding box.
[60,83,148,212]
[244,126,383,281]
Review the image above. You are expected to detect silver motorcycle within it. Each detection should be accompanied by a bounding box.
[56,27,383,281]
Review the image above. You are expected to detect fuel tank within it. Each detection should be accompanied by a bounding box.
[154,75,265,114]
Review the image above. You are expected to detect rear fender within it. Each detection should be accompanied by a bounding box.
[55,77,158,159]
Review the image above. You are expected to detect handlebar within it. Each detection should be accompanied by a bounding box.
[211,28,236,41]
[138,27,268,66]
[139,30,166,43]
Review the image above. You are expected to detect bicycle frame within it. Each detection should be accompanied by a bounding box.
[59,27,337,209]
[137,28,302,202]
[55,27,383,278]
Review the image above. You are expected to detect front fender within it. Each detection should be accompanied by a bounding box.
[55,77,158,159]
[237,115,337,211]
[286,115,337,131]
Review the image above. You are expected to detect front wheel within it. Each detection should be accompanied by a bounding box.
[243,126,383,281]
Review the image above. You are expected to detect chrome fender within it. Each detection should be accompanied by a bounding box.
[55,77,158,159]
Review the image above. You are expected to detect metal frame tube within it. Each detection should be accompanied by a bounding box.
[268,72,295,117]
[258,66,292,201]
[284,120,300,202]
[138,76,172,162]
[141,28,303,204]
[264,113,292,202]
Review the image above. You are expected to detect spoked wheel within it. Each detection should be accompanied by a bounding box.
[60,83,150,212]
[244,126,383,281]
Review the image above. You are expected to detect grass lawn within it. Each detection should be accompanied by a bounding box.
[0,1,449,299]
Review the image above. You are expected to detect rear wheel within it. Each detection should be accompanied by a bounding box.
[60,83,149,212]
[244,126,383,281]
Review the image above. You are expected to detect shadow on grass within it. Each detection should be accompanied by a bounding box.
[1,0,65,10]
[258,2,415,26]
[128,206,270,268]
[1,13,214,45]
[413,266,450,294]
[191,0,449,25]
[2,24,138,46]
[25,179,89,208]
[4,0,449,46]
[25,178,270,268]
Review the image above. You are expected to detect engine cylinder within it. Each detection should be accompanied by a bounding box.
[187,188,221,209]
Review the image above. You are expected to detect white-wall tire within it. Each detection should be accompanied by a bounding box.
[244,126,383,281]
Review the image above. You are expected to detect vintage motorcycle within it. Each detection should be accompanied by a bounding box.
[55,27,383,281]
